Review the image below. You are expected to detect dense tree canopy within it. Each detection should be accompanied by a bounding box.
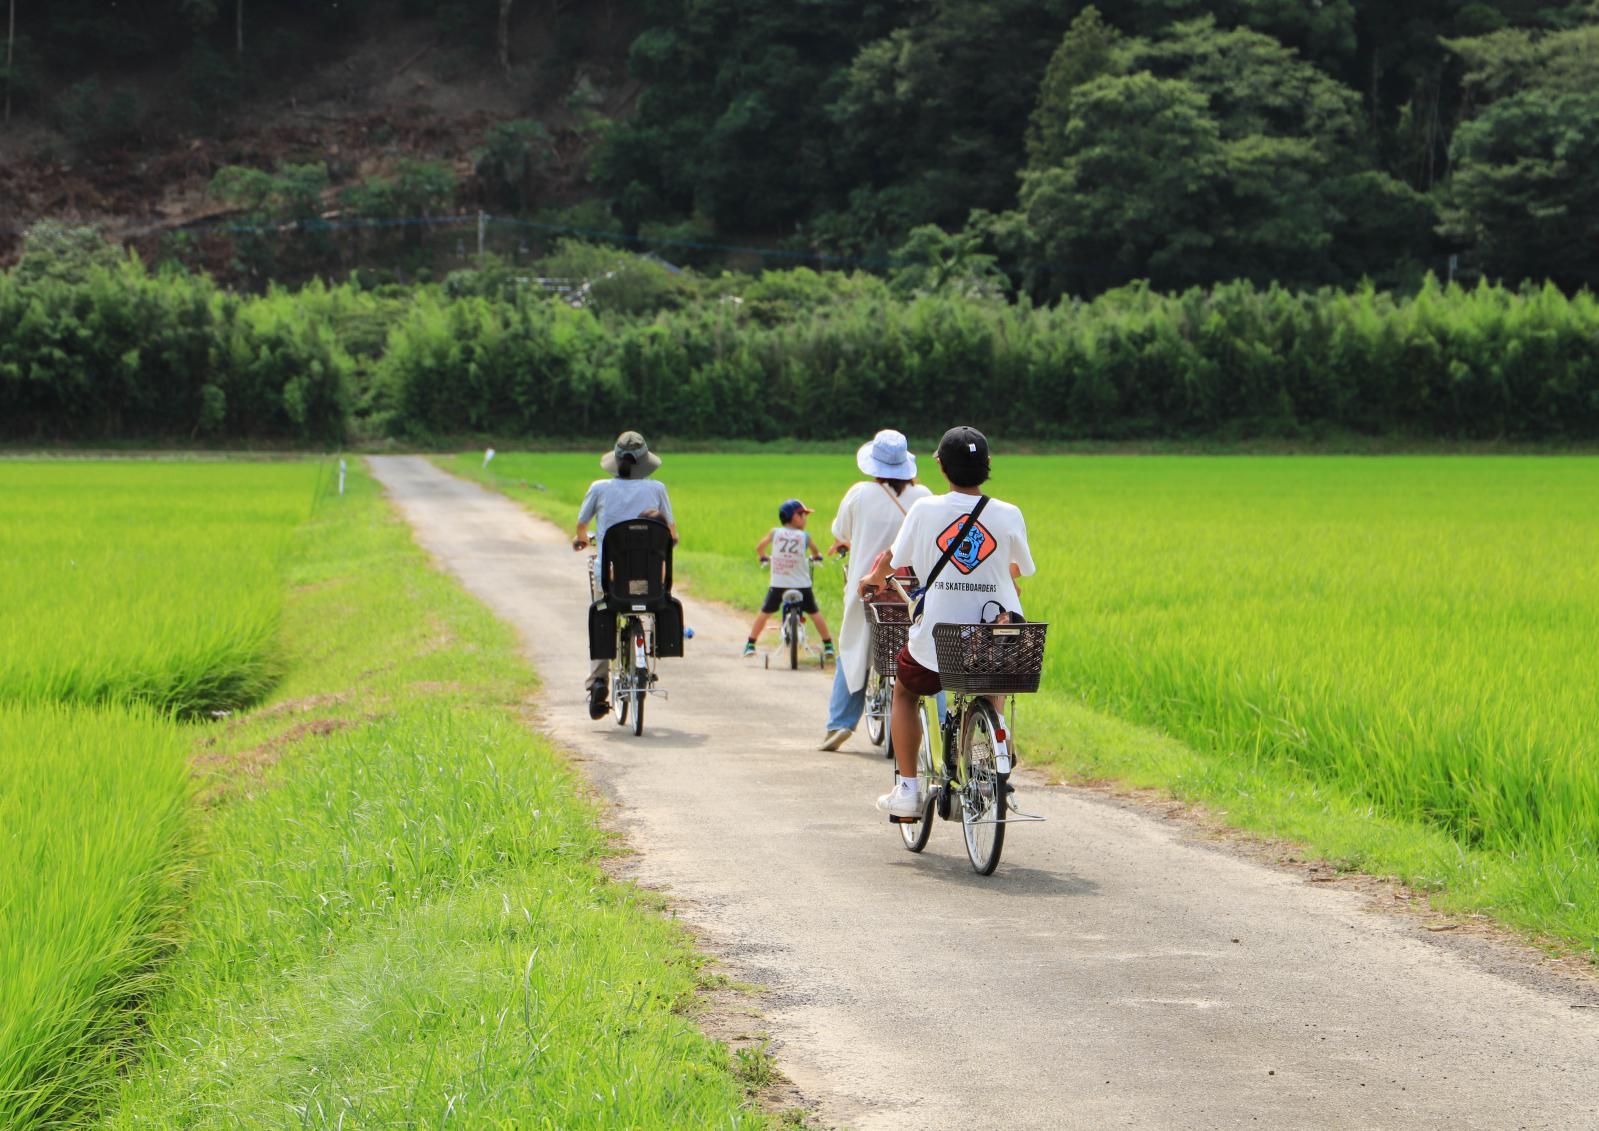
[5,0,1599,295]
[590,0,1599,294]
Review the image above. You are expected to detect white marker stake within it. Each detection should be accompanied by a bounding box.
[339,458,347,496]
[484,447,496,468]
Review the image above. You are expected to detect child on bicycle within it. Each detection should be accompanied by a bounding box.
[857,427,1035,817]
[744,499,834,660]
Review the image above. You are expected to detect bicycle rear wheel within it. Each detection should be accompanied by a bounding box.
[864,668,888,746]
[612,668,629,726]
[632,667,647,736]
[898,699,936,853]
[958,700,1007,875]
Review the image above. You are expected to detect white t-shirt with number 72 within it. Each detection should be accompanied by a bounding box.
[768,526,814,589]
[889,493,1035,671]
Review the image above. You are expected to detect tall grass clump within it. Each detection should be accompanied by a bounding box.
[0,703,191,1127]
[0,461,325,715]
[452,451,1599,953]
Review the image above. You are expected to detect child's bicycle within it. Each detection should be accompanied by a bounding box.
[891,619,1049,875]
[759,555,838,671]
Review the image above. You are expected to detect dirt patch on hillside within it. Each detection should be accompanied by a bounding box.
[0,5,646,267]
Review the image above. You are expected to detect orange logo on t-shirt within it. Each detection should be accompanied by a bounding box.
[935,517,997,575]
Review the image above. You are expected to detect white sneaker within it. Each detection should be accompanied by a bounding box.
[875,778,923,817]
[819,728,851,751]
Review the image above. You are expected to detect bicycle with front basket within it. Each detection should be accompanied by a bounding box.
[863,572,919,758]
[889,615,1048,875]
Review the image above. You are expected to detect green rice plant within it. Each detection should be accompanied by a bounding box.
[0,461,325,716]
[0,702,190,1127]
[449,451,1599,953]
[98,465,767,1128]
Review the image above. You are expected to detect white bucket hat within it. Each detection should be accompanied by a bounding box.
[856,429,918,480]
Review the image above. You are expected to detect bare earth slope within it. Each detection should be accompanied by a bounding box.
[370,455,1599,1131]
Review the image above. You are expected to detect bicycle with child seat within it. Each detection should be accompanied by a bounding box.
[611,613,656,736]
[888,614,1049,875]
[589,552,662,737]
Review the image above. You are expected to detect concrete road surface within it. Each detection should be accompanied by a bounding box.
[370,455,1599,1131]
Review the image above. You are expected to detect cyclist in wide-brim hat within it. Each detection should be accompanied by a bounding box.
[573,431,678,717]
[820,429,932,751]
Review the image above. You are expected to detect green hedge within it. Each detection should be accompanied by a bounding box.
[0,258,347,443]
[379,278,1599,442]
[4,254,1597,443]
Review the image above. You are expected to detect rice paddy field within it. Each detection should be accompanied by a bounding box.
[448,451,1599,955]
[2,460,767,1128]
[0,462,326,714]
[0,460,324,1126]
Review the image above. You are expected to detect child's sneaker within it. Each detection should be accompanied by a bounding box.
[875,777,922,817]
[742,640,756,657]
[822,639,836,661]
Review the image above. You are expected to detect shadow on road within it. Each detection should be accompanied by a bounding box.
[592,724,710,750]
[884,856,1099,898]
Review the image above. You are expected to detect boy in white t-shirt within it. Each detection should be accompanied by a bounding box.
[744,499,835,660]
[858,426,1036,817]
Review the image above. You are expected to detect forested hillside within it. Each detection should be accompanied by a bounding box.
[3,0,1597,295]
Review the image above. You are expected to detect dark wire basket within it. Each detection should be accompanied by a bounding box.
[931,622,1049,694]
[867,600,911,676]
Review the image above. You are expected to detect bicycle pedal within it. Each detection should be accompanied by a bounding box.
[888,814,920,824]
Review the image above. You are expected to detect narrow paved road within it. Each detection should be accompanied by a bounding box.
[371,456,1599,1130]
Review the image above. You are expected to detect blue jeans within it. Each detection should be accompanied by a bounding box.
[828,662,947,733]
[827,662,865,732]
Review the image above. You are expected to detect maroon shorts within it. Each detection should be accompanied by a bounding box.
[894,645,942,697]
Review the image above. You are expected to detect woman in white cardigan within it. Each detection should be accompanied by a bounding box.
[820,430,931,751]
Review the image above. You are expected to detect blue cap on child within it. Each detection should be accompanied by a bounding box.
[778,499,814,524]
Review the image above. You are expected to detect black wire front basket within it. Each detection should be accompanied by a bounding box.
[867,600,911,676]
[931,621,1049,694]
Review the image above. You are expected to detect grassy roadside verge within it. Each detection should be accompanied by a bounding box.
[98,465,769,1128]
[440,451,1599,965]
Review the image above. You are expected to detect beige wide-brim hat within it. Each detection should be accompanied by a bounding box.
[599,430,662,477]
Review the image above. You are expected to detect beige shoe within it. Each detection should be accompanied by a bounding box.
[819,728,851,752]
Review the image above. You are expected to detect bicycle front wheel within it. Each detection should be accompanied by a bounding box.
[958,700,1007,875]
[898,699,936,853]
[864,668,888,746]
[788,615,800,669]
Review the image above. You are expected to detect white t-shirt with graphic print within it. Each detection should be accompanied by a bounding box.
[889,493,1035,670]
[767,526,814,589]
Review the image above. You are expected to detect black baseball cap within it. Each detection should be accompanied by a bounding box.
[936,426,990,487]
